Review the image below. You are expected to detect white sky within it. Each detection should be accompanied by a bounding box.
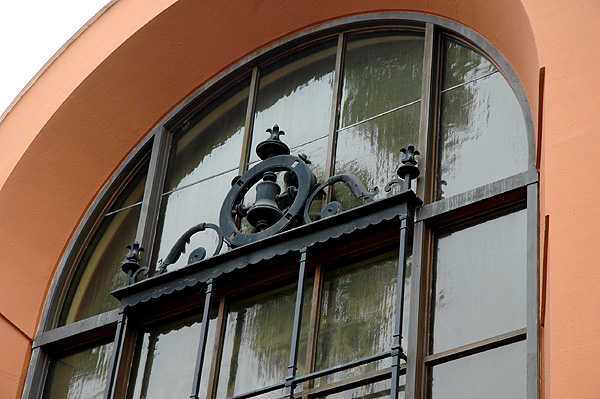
[0,0,110,116]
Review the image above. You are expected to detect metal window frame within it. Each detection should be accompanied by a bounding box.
[22,14,539,399]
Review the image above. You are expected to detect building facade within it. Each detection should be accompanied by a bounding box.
[0,0,598,398]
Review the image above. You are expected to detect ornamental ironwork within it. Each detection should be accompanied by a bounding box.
[121,124,420,282]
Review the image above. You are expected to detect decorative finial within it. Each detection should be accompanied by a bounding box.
[400,145,419,166]
[397,145,420,190]
[121,241,148,285]
[266,124,285,141]
[256,124,291,160]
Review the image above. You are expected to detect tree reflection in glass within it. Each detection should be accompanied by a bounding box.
[42,342,113,399]
[127,311,216,399]
[437,39,528,199]
[315,251,404,385]
[217,282,311,399]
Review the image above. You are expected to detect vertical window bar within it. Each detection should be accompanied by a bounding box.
[239,67,260,175]
[405,221,432,399]
[304,263,323,395]
[206,296,229,399]
[138,127,172,270]
[417,23,440,203]
[526,183,540,399]
[191,280,215,399]
[406,23,439,399]
[103,311,127,399]
[391,216,410,399]
[285,247,309,399]
[324,33,345,185]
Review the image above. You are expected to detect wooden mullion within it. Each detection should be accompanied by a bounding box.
[416,23,439,204]
[239,67,260,175]
[206,296,229,399]
[137,126,171,270]
[423,328,527,366]
[304,263,324,395]
[405,221,432,399]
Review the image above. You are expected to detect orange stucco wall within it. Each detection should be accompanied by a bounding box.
[0,0,597,397]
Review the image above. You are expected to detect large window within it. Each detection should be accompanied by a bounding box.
[24,16,538,399]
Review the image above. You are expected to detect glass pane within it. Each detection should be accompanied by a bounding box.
[442,38,496,90]
[340,32,424,129]
[127,311,216,399]
[164,78,249,192]
[437,66,528,200]
[315,251,407,385]
[60,160,148,325]
[429,341,527,399]
[431,210,527,353]
[334,102,420,210]
[42,342,113,399]
[60,205,141,325]
[250,39,337,163]
[152,170,237,271]
[217,283,309,399]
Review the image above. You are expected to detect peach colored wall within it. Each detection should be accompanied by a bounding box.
[522,1,600,398]
[6,0,593,397]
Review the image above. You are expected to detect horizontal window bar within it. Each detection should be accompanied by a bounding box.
[416,169,538,222]
[226,382,287,399]
[225,352,397,399]
[424,327,526,366]
[295,351,392,384]
[337,98,421,133]
[299,367,399,398]
[104,201,143,217]
[440,70,498,94]
[33,309,119,348]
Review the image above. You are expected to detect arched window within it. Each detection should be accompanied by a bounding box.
[25,16,538,399]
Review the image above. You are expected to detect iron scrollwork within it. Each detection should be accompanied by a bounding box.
[121,124,421,280]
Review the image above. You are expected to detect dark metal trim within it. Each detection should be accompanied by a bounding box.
[284,248,308,399]
[391,217,410,399]
[113,190,421,308]
[190,280,215,399]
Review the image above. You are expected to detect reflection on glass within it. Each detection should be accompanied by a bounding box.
[60,160,148,325]
[127,312,216,399]
[164,78,249,192]
[315,379,395,399]
[250,39,337,163]
[334,102,420,210]
[431,210,527,353]
[442,38,496,90]
[429,341,527,399]
[340,32,424,128]
[437,49,528,199]
[42,342,113,399]
[152,170,237,271]
[217,283,310,399]
[60,207,142,325]
[316,251,406,385]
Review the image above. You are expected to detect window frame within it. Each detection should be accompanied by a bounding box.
[23,14,538,399]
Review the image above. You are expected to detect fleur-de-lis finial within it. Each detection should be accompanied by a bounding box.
[400,145,420,166]
[121,241,148,285]
[266,124,285,141]
[256,124,290,160]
